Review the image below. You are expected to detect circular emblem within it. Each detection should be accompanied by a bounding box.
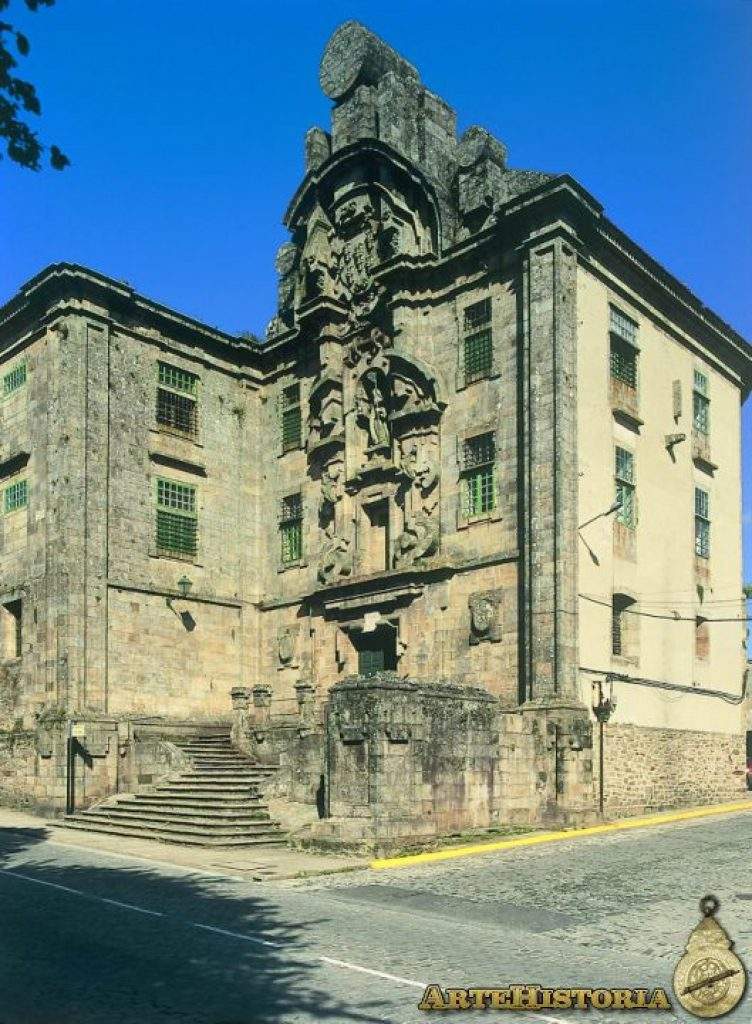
[673,897,746,1018]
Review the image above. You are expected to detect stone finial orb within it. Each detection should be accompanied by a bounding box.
[319,20,419,101]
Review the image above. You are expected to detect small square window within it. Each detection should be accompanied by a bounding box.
[3,362,27,397]
[4,479,28,514]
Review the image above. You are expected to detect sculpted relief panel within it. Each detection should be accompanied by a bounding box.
[267,163,437,339]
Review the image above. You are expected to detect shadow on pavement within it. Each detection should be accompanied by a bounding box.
[0,825,389,1024]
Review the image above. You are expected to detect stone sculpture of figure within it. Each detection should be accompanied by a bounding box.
[402,442,439,496]
[319,462,342,532]
[317,533,353,585]
[393,510,439,569]
[355,369,390,449]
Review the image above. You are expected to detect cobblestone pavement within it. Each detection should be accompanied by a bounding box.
[0,810,750,1024]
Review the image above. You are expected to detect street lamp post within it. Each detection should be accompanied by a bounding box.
[592,679,618,816]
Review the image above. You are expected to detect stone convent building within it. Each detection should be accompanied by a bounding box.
[1,22,750,845]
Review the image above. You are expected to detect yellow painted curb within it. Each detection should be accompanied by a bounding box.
[370,799,752,870]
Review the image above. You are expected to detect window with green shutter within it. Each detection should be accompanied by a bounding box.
[461,433,497,517]
[463,298,493,385]
[157,362,199,436]
[4,479,28,514]
[693,370,710,435]
[609,307,638,389]
[695,487,710,558]
[3,362,27,397]
[614,447,636,528]
[281,384,302,453]
[280,493,303,563]
[156,478,197,558]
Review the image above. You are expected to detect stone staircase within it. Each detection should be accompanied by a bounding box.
[61,732,287,847]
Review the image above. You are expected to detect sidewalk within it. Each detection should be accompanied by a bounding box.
[0,806,367,881]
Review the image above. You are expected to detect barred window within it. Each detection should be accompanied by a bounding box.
[463,298,493,385]
[157,362,198,436]
[610,337,637,388]
[4,479,28,514]
[693,370,710,435]
[156,479,197,558]
[614,447,635,528]
[280,492,303,563]
[461,433,496,517]
[609,306,638,346]
[609,308,638,390]
[612,593,636,659]
[3,362,27,397]
[695,487,710,559]
[281,384,302,453]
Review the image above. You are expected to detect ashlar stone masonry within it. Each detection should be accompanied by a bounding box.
[1,22,750,844]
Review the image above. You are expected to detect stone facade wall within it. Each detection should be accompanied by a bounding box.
[601,723,746,816]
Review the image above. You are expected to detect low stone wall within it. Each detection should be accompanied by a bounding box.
[322,674,504,843]
[230,686,325,809]
[601,723,746,816]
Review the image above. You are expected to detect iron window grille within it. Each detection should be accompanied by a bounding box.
[609,306,638,345]
[614,447,635,528]
[463,298,493,385]
[4,479,28,514]
[693,370,710,435]
[611,594,634,657]
[281,384,302,453]
[157,362,198,436]
[609,307,638,389]
[280,492,303,563]
[156,478,197,558]
[695,487,710,559]
[3,362,27,397]
[461,433,497,517]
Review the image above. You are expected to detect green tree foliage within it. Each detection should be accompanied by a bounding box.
[0,0,68,170]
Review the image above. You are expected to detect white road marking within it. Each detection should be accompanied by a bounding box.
[319,956,426,988]
[0,865,573,1023]
[192,922,282,948]
[0,868,163,916]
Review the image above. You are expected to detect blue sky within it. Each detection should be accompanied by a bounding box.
[1,0,750,597]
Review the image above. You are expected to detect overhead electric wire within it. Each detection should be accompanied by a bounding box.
[579,593,752,623]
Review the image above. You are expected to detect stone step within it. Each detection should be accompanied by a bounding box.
[93,805,277,826]
[60,819,286,847]
[153,786,262,794]
[177,767,277,776]
[184,757,256,765]
[71,810,282,838]
[131,794,266,810]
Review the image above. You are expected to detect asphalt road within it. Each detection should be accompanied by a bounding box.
[0,811,750,1024]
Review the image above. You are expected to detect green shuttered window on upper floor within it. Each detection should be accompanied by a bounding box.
[463,298,493,385]
[3,362,27,397]
[157,362,199,437]
[156,478,198,558]
[461,432,497,517]
[280,384,302,453]
[280,492,303,563]
[3,479,28,514]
